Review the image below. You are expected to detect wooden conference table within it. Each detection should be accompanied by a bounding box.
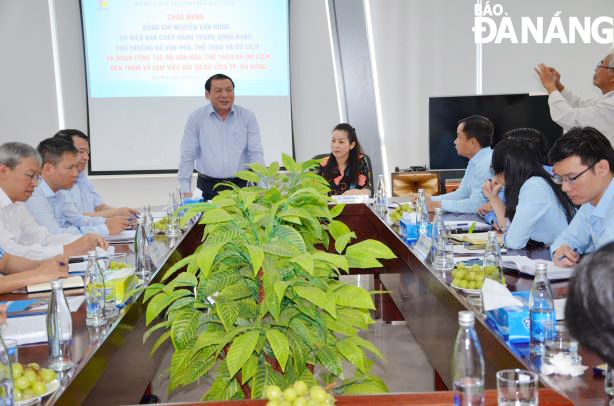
[0,203,606,405]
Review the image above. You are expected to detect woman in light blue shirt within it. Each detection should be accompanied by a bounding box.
[482,136,576,249]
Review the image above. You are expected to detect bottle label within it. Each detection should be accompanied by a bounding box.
[531,311,554,342]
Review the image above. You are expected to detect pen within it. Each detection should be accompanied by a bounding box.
[557,247,578,261]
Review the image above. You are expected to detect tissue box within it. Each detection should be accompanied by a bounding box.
[102,268,136,304]
[486,292,530,343]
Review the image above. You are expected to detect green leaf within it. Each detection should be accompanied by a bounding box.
[171,308,200,350]
[161,256,193,281]
[272,225,307,253]
[241,354,259,384]
[336,338,366,373]
[235,170,260,183]
[346,250,383,268]
[263,266,281,320]
[273,280,290,302]
[206,222,243,245]
[245,244,264,276]
[201,362,242,401]
[347,335,385,360]
[335,232,357,254]
[202,208,233,224]
[239,190,257,207]
[312,252,349,272]
[251,361,281,399]
[287,334,310,373]
[262,240,299,257]
[203,269,241,297]
[328,220,351,240]
[267,161,280,176]
[282,153,300,172]
[190,330,226,356]
[146,292,173,325]
[142,284,164,302]
[290,253,314,275]
[322,313,357,336]
[246,162,267,175]
[149,330,170,356]
[294,285,336,318]
[316,345,343,377]
[174,272,198,287]
[298,366,318,387]
[170,346,194,377]
[341,377,388,395]
[226,330,260,377]
[266,329,290,372]
[166,296,195,314]
[337,308,373,330]
[216,301,240,331]
[334,285,375,310]
[329,204,346,218]
[143,320,171,344]
[197,242,223,278]
[346,239,396,259]
[219,283,254,301]
[169,347,217,392]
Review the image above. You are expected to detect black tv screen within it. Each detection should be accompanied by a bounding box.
[429,94,563,170]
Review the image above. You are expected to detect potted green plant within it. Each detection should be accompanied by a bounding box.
[140,155,396,400]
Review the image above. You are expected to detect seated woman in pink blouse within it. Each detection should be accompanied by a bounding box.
[317,123,372,196]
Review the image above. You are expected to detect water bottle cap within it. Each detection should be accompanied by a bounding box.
[458,311,475,325]
[535,261,548,272]
[87,250,96,257]
[51,279,64,289]
[487,231,497,237]
[136,217,144,223]
[434,207,442,214]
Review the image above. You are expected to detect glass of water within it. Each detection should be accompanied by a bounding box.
[4,339,17,364]
[605,364,614,398]
[496,369,538,406]
[544,324,580,365]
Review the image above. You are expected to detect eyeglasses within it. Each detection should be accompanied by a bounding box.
[23,172,42,184]
[552,162,596,185]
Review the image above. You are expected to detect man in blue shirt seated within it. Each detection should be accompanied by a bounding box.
[428,115,494,213]
[178,73,265,201]
[25,138,131,236]
[53,130,139,218]
[549,127,614,267]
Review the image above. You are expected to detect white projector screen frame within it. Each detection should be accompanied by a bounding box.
[80,0,292,174]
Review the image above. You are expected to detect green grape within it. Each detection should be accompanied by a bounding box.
[284,387,298,402]
[293,397,308,406]
[265,385,282,401]
[467,271,476,281]
[310,386,327,402]
[266,401,281,406]
[293,381,308,396]
[12,362,24,379]
[279,401,292,406]
[40,368,56,383]
[32,381,47,395]
[306,399,320,406]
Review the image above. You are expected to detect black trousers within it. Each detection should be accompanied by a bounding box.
[197,174,247,201]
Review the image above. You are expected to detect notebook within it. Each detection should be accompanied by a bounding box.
[27,275,84,293]
[1,314,47,345]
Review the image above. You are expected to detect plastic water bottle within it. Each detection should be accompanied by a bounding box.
[135,218,153,280]
[143,204,155,243]
[375,175,386,216]
[452,311,485,406]
[0,333,13,406]
[85,251,106,327]
[47,280,75,371]
[432,207,445,244]
[416,189,430,237]
[529,262,556,355]
[482,231,503,283]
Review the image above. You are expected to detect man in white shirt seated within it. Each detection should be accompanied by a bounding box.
[25,138,131,236]
[0,142,107,259]
[549,127,614,267]
[54,129,139,218]
[428,115,494,213]
[535,49,614,144]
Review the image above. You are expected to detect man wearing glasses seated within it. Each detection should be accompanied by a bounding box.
[549,127,614,267]
[535,50,614,144]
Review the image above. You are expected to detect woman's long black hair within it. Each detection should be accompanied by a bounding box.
[322,123,364,186]
[492,135,575,223]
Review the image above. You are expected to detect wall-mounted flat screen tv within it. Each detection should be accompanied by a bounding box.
[429,94,563,170]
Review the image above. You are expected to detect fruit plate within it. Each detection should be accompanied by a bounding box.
[16,379,60,405]
[450,283,482,295]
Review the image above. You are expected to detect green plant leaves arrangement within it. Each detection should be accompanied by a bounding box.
[140,154,396,400]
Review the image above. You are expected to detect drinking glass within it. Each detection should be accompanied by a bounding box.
[4,339,17,364]
[544,324,580,365]
[496,369,538,406]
